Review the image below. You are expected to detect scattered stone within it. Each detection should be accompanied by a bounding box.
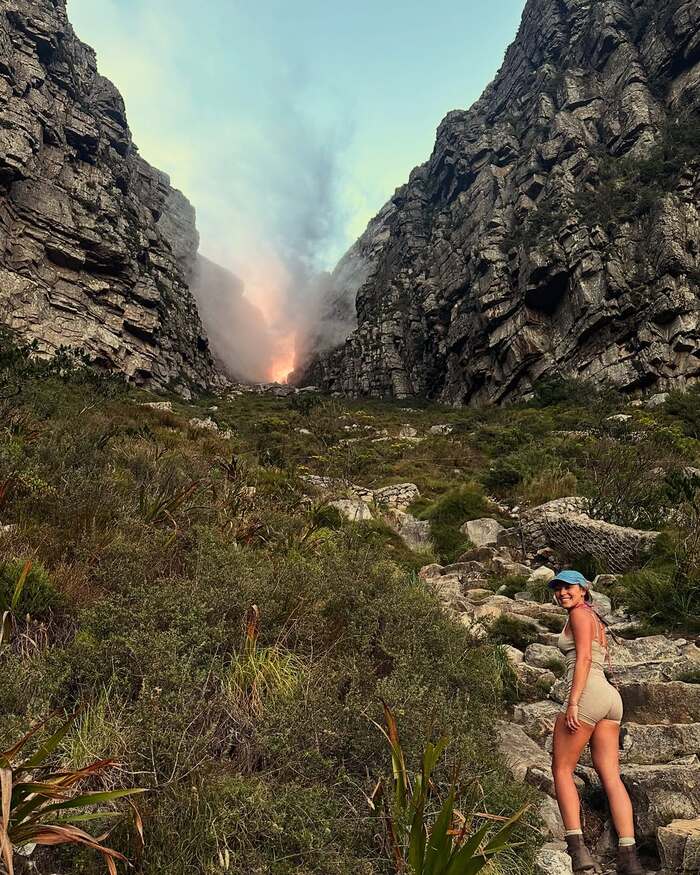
[460,518,505,547]
[141,401,173,412]
[189,417,219,432]
[524,643,564,670]
[606,414,633,423]
[429,424,454,435]
[418,564,444,580]
[383,509,432,552]
[646,393,670,408]
[529,566,556,585]
[503,645,524,664]
[398,424,418,438]
[373,483,420,510]
[329,499,373,522]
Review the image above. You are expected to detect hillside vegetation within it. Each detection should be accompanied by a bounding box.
[1,332,699,873]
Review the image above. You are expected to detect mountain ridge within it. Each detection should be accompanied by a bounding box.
[0,0,219,395]
[298,0,700,404]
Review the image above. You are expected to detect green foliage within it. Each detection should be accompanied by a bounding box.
[373,704,528,875]
[0,559,62,619]
[665,386,700,439]
[488,615,539,651]
[414,484,489,563]
[0,713,144,874]
[574,111,700,228]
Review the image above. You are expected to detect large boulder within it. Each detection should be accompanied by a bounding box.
[620,723,700,765]
[519,498,659,573]
[512,699,561,741]
[619,682,700,725]
[382,509,432,551]
[496,721,551,782]
[621,760,700,843]
[329,499,373,522]
[373,483,420,510]
[609,637,700,685]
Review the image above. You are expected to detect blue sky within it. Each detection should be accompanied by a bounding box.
[67,0,526,377]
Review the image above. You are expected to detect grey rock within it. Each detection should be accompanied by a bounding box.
[512,699,561,741]
[297,0,700,405]
[372,482,420,510]
[621,761,700,843]
[382,508,432,551]
[519,498,659,573]
[496,720,551,782]
[657,818,700,872]
[619,682,700,725]
[460,517,505,547]
[525,643,565,670]
[0,0,218,393]
[534,845,572,875]
[418,563,444,580]
[620,723,700,766]
[329,499,373,522]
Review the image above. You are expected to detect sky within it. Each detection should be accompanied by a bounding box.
[68,0,527,379]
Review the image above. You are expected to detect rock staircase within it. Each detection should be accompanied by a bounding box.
[419,545,700,875]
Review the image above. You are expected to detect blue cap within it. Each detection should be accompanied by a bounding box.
[548,570,590,589]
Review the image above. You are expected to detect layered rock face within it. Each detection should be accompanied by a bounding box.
[0,0,218,394]
[301,0,700,404]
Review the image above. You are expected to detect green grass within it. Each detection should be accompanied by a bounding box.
[1,328,699,871]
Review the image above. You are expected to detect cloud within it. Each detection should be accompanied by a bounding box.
[70,0,361,381]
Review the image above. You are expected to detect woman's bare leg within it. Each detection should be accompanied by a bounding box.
[590,719,635,838]
[552,714,596,829]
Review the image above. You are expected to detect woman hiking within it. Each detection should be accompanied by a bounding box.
[549,570,643,875]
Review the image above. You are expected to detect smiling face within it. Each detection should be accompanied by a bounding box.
[552,582,587,610]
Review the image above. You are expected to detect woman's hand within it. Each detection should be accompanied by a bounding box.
[566,703,581,732]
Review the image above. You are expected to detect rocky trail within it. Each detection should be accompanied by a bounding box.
[306,472,700,875]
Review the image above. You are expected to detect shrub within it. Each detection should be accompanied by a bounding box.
[372,704,528,874]
[519,467,577,507]
[488,615,540,650]
[415,484,490,564]
[0,559,62,618]
[0,713,144,874]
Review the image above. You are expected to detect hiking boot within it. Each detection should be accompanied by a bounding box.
[565,834,597,874]
[616,845,644,875]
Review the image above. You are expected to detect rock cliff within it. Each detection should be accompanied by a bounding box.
[300,0,700,404]
[0,0,218,394]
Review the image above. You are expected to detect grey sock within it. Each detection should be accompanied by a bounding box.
[566,829,583,836]
[618,837,636,847]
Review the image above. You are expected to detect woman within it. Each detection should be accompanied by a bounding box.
[549,570,643,875]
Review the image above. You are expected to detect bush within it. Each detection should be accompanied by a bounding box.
[0,559,63,618]
[414,484,489,563]
[488,615,540,650]
[519,467,577,507]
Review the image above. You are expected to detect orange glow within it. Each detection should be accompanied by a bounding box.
[268,335,296,383]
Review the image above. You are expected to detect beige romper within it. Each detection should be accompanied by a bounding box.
[557,613,623,726]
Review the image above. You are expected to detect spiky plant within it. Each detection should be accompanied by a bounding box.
[0,713,144,875]
[371,703,527,875]
[0,561,31,648]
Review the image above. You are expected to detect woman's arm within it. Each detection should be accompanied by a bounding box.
[566,608,594,731]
